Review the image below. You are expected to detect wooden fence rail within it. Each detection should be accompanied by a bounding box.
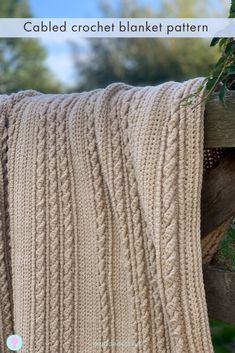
[203,92,235,324]
[205,91,235,148]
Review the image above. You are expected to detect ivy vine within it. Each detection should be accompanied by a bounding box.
[183,0,235,106]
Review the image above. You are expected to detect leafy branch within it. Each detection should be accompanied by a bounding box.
[182,0,235,106]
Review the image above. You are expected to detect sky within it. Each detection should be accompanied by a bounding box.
[29,0,158,87]
[30,0,102,18]
[30,0,158,18]
[29,0,103,86]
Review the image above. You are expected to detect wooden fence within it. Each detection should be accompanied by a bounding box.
[203,91,235,324]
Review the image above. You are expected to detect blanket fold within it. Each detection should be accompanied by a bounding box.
[0,79,218,353]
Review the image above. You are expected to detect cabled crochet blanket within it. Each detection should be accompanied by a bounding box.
[0,79,222,353]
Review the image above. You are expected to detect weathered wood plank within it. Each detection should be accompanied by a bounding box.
[203,265,235,324]
[201,150,235,237]
[201,98,235,324]
[205,91,235,148]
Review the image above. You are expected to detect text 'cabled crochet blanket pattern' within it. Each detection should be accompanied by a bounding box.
[0,79,225,353]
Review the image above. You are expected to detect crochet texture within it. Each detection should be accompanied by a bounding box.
[0,79,226,353]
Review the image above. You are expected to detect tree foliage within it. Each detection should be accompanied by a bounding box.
[71,0,224,91]
[203,0,235,104]
[0,0,61,93]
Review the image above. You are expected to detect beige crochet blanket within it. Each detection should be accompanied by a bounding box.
[0,79,224,353]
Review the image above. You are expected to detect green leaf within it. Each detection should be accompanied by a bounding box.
[215,56,226,68]
[230,0,235,14]
[212,56,226,76]
[228,64,235,75]
[219,38,228,49]
[225,41,235,54]
[206,77,219,91]
[218,83,227,105]
[210,37,220,47]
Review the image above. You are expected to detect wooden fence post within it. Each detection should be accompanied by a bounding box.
[202,92,235,323]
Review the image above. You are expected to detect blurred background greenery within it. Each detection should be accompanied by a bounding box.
[70,0,223,91]
[0,0,61,93]
[0,0,226,93]
[1,0,235,351]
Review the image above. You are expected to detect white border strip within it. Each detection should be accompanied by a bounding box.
[0,18,235,38]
